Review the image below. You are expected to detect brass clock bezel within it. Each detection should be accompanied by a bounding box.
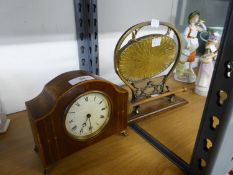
[64,90,112,141]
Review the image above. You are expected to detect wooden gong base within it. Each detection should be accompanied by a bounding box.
[128,95,188,123]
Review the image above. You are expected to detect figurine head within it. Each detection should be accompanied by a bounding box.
[188,11,200,24]
[206,32,221,49]
[208,32,221,43]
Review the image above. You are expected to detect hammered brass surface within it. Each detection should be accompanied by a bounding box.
[114,21,182,98]
[118,35,176,81]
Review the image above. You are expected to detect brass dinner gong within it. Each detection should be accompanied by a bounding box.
[114,21,188,122]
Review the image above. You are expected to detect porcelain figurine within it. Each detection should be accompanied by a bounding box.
[195,32,220,96]
[174,11,206,83]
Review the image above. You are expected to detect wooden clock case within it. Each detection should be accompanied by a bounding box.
[25,70,128,170]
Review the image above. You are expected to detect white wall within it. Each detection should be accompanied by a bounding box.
[98,0,178,33]
[0,0,79,114]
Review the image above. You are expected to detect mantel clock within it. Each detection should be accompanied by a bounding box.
[26,70,128,174]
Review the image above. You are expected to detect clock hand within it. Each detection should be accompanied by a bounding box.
[85,114,93,133]
[80,117,88,134]
[88,118,93,133]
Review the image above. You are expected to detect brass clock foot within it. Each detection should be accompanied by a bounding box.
[133,106,140,115]
[121,130,128,136]
[43,168,49,175]
[169,94,175,103]
[34,145,38,153]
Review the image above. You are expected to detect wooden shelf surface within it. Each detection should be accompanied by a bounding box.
[0,79,206,175]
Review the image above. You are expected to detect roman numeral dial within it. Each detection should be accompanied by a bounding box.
[65,92,111,140]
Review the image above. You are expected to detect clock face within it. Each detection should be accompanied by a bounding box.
[65,91,111,140]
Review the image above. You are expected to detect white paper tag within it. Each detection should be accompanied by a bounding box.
[152,37,161,47]
[210,44,217,53]
[69,76,94,85]
[169,31,174,39]
[151,19,160,28]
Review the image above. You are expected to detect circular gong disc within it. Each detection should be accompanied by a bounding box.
[118,35,177,81]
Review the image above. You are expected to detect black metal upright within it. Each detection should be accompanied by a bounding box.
[74,0,99,75]
[189,1,233,174]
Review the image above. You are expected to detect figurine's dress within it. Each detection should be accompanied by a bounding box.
[174,25,200,83]
[195,51,215,96]
[184,25,199,62]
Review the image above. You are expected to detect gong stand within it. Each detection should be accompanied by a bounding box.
[114,21,188,123]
